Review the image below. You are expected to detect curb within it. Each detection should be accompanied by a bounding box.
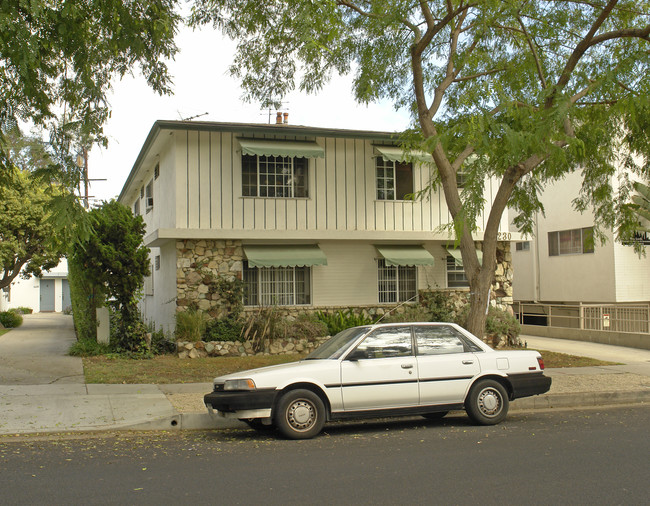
[123,389,650,432]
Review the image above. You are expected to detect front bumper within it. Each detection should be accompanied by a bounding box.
[507,372,552,399]
[204,388,278,413]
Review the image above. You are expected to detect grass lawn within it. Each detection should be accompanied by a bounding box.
[82,347,619,384]
[0,329,9,338]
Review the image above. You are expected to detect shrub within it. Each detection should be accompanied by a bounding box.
[419,291,456,322]
[316,309,375,335]
[175,307,209,342]
[380,305,432,323]
[0,310,23,328]
[455,305,520,346]
[150,328,176,355]
[14,306,33,315]
[205,317,244,342]
[240,307,282,351]
[69,338,111,357]
[275,313,328,340]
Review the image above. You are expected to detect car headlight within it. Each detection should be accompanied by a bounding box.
[223,378,256,391]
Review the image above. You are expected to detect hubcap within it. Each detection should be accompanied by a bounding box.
[477,387,501,417]
[287,400,316,431]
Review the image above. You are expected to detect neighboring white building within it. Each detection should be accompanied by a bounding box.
[118,120,516,333]
[510,171,650,334]
[0,259,70,313]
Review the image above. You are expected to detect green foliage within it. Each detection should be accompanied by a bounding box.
[0,168,65,290]
[69,200,150,351]
[67,253,104,341]
[192,0,650,336]
[13,307,33,315]
[175,307,209,342]
[69,338,111,357]
[0,1,180,181]
[456,305,521,346]
[212,276,245,318]
[380,305,432,324]
[240,307,282,351]
[204,317,243,342]
[149,328,176,355]
[275,314,328,341]
[419,291,456,323]
[316,309,375,336]
[0,310,23,328]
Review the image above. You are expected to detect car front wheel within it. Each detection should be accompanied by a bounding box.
[466,379,509,425]
[274,389,326,439]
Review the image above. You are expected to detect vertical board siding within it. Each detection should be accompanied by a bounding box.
[170,129,510,235]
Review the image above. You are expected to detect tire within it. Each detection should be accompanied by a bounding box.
[242,419,275,432]
[274,389,326,440]
[421,411,449,421]
[465,379,509,425]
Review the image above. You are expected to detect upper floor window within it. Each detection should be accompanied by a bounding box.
[548,227,594,256]
[133,199,140,217]
[145,179,154,212]
[378,259,417,303]
[376,157,413,200]
[242,154,308,198]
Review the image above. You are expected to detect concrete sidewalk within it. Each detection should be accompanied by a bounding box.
[0,327,648,435]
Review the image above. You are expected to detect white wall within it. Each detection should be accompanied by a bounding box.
[0,260,69,313]
[139,242,178,335]
[613,242,650,302]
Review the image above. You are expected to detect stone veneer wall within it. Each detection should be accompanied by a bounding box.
[174,239,513,320]
[176,239,243,319]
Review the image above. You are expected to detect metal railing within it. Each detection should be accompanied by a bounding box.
[514,302,650,334]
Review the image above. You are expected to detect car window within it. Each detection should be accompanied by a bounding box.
[305,326,370,359]
[414,325,470,356]
[349,326,413,359]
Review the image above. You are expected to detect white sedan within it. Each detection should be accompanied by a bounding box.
[204,322,552,439]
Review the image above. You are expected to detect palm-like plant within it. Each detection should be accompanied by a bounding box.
[630,182,650,233]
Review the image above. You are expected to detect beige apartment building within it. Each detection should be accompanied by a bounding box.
[118,119,515,333]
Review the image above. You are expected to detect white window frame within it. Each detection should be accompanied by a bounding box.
[377,259,417,303]
[145,179,154,212]
[243,263,311,306]
[242,155,308,198]
[376,157,414,201]
[548,227,594,256]
[446,255,469,288]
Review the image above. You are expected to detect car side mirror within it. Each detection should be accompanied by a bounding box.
[347,349,367,361]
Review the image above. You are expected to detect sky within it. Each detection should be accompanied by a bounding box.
[86,26,411,203]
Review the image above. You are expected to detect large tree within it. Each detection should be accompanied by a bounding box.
[191,0,650,335]
[0,0,180,184]
[0,169,65,290]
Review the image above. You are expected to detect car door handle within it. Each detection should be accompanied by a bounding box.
[462,360,474,365]
[401,364,414,369]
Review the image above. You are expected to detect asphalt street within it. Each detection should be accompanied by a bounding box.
[1,405,648,505]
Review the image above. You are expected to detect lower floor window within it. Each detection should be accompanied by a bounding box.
[243,263,311,306]
[378,259,417,303]
[446,256,469,287]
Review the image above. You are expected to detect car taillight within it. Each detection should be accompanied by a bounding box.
[537,357,545,370]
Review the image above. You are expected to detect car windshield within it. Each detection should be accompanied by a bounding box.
[304,326,370,360]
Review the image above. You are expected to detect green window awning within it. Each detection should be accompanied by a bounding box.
[239,139,325,158]
[375,245,435,267]
[243,245,327,268]
[374,146,433,164]
[446,248,483,267]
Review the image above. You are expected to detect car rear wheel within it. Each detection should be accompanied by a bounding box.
[421,411,449,420]
[466,379,509,425]
[274,389,326,440]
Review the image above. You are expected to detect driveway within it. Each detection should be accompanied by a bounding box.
[0,313,84,385]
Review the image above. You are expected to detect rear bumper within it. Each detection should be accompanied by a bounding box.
[204,388,277,413]
[507,372,552,399]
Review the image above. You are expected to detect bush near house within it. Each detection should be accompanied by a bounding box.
[0,310,23,328]
[13,306,33,315]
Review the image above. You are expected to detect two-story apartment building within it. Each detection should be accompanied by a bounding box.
[118,120,514,333]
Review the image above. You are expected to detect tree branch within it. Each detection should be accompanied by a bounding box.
[517,15,548,88]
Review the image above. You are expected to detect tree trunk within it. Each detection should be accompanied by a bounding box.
[465,274,492,338]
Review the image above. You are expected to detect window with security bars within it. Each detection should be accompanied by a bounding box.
[548,227,594,256]
[243,263,311,306]
[376,157,413,200]
[242,154,308,198]
[446,256,469,287]
[378,259,417,303]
